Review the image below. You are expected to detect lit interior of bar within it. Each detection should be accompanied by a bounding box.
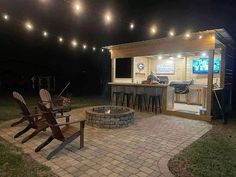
[106,29,234,121]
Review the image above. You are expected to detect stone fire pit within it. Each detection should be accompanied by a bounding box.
[86,106,134,129]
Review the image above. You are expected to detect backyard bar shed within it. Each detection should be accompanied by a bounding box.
[105,29,235,121]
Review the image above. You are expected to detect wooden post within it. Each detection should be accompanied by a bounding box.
[220,46,226,88]
[206,50,214,117]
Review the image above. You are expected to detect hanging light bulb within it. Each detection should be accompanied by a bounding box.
[2,14,9,21]
[58,36,63,43]
[150,25,157,35]
[169,30,175,37]
[104,11,112,24]
[73,1,83,14]
[185,32,191,39]
[25,21,34,31]
[83,44,87,50]
[42,31,48,38]
[71,39,78,48]
[130,22,135,30]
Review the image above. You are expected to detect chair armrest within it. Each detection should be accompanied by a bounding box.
[55,115,70,119]
[53,120,85,127]
[24,113,42,118]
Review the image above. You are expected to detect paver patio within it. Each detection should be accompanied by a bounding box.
[0,108,212,177]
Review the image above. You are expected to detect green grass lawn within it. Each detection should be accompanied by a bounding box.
[169,118,236,177]
[0,95,108,177]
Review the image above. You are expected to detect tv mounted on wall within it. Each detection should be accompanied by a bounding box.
[192,58,220,74]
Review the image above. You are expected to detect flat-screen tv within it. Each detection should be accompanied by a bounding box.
[192,58,220,74]
[115,58,132,78]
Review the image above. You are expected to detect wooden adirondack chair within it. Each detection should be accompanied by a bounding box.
[39,89,64,115]
[35,103,85,160]
[12,92,48,143]
[11,92,30,127]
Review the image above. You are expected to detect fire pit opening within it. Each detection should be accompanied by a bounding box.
[86,106,134,129]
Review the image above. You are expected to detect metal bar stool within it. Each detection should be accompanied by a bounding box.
[148,88,162,114]
[134,87,147,112]
[112,86,124,106]
[122,86,134,107]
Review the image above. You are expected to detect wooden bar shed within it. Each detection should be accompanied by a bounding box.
[105,29,235,121]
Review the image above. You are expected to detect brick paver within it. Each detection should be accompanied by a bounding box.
[0,108,212,177]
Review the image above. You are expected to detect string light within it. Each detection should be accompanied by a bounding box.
[42,31,48,37]
[2,14,9,21]
[25,21,34,31]
[104,11,112,24]
[58,36,64,43]
[169,30,175,37]
[73,1,83,14]
[150,25,157,35]
[83,44,87,50]
[130,22,135,30]
[92,47,96,51]
[185,32,191,39]
[101,48,104,52]
[71,39,78,48]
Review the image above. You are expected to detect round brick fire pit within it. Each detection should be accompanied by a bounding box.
[86,106,134,129]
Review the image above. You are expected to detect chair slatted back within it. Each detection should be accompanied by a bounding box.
[13,91,27,105]
[38,103,65,141]
[39,89,53,109]
[12,92,34,124]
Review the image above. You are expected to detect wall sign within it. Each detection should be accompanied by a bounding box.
[156,63,175,74]
[137,63,145,71]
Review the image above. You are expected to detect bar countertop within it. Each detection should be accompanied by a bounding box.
[108,82,169,88]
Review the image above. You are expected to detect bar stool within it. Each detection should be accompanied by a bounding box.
[122,86,134,107]
[112,86,124,106]
[148,88,162,114]
[134,87,147,112]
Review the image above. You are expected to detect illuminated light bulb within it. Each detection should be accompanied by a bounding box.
[212,35,215,40]
[83,44,87,49]
[169,30,175,37]
[169,56,174,60]
[158,55,162,60]
[92,47,96,51]
[101,48,105,52]
[42,31,48,37]
[73,1,82,14]
[177,54,182,58]
[185,32,191,39]
[104,12,112,24]
[58,37,63,43]
[3,14,9,21]
[130,23,135,30]
[150,25,157,35]
[71,39,78,48]
[199,35,203,39]
[25,21,34,31]
[201,52,207,57]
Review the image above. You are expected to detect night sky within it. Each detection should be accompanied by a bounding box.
[0,0,235,96]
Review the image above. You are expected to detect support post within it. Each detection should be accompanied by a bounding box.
[206,50,214,118]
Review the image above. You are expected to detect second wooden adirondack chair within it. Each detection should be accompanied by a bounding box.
[39,89,64,115]
[35,103,85,160]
